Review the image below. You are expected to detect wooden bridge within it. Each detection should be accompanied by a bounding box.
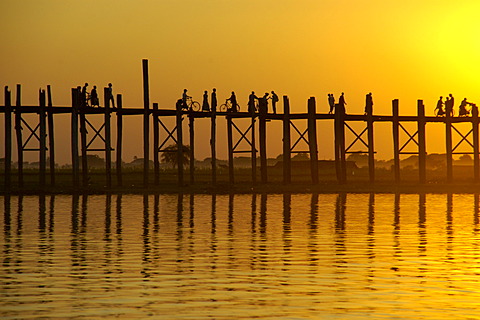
[2,59,480,190]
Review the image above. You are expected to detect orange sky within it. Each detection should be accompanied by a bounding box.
[2,0,480,163]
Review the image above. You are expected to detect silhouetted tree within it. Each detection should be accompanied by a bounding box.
[161,144,191,168]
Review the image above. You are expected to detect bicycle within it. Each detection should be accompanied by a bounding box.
[183,97,201,111]
[219,100,240,112]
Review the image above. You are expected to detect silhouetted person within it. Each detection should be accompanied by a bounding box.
[338,92,347,113]
[448,93,454,116]
[248,91,258,113]
[176,99,184,111]
[182,89,191,110]
[445,96,451,116]
[328,94,335,114]
[81,83,88,107]
[271,91,279,114]
[107,83,115,107]
[435,96,445,116]
[364,92,373,115]
[263,92,270,112]
[90,85,99,107]
[211,88,217,112]
[227,91,238,112]
[459,98,470,116]
[202,90,210,111]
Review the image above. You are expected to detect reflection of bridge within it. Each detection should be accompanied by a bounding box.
[2,59,480,191]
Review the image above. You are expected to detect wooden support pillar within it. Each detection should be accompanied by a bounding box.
[189,113,195,184]
[176,104,184,186]
[367,102,375,183]
[142,59,150,187]
[334,102,346,183]
[227,115,234,184]
[79,89,88,187]
[104,87,112,188]
[418,100,426,184]
[153,103,159,185]
[116,94,123,187]
[251,108,257,185]
[259,100,267,184]
[4,86,12,190]
[15,84,23,188]
[392,99,400,182]
[39,89,47,187]
[473,106,479,182]
[211,104,217,185]
[307,97,318,184]
[282,96,291,184]
[445,100,453,183]
[71,88,79,188]
[47,85,55,186]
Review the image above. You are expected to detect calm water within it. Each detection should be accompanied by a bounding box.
[1,193,480,319]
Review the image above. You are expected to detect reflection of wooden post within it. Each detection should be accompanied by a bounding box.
[227,115,234,184]
[116,94,123,187]
[47,85,55,186]
[189,114,195,184]
[473,106,479,182]
[4,86,12,190]
[367,102,375,183]
[282,96,291,184]
[71,88,79,188]
[79,90,88,187]
[307,97,318,184]
[176,104,184,186]
[104,87,112,188]
[142,59,150,187]
[153,103,159,185]
[259,100,267,184]
[211,104,217,185]
[15,84,23,187]
[392,99,400,182]
[445,100,453,183]
[39,89,47,187]
[418,100,426,184]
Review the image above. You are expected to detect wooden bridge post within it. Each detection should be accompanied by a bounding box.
[334,102,346,183]
[282,96,291,184]
[418,100,426,184]
[307,97,318,184]
[79,89,88,187]
[189,113,195,184]
[211,103,217,185]
[227,115,234,184]
[153,103,159,185]
[473,105,479,182]
[367,101,375,183]
[445,99,453,183]
[142,59,150,187]
[392,99,400,182]
[259,100,267,184]
[116,94,123,187]
[104,87,112,188]
[251,106,258,184]
[39,89,47,187]
[15,84,23,188]
[176,104,184,186]
[71,88,79,188]
[47,85,55,186]
[4,86,12,190]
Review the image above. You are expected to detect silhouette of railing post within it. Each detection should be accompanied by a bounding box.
[307,97,318,184]
[47,85,55,186]
[39,89,47,187]
[116,94,123,187]
[418,100,426,184]
[142,59,150,187]
[176,103,184,186]
[104,87,112,188]
[282,96,291,184]
[4,86,12,190]
[367,102,375,183]
[445,100,453,182]
[392,99,400,182]
[153,103,159,185]
[189,113,195,184]
[14,84,23,187]
[259,99,267,184]
[334,102,346,183]
[252,105,258,184]
[71,88,79,188]
[79,90,88,187]
[211,103,217,185]
[227,115,234,184]
[473,105,479,182]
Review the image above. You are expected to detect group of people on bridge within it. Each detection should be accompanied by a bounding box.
[327,92,374,115]
[435,94,476,117]
[79,82,115,108]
